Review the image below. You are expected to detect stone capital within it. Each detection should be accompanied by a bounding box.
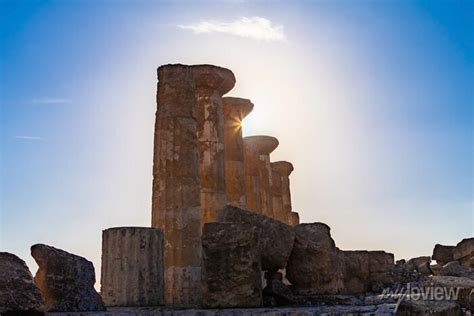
[191,65,236,95]
[243,135,279,155]
[271,161,294,176]
[223,97,254,121]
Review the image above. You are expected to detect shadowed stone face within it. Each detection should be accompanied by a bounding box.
[31,244,105,312]
[223,97,254,209]
[100,227,164,307]
[243,136,279,217]
[0,252,45,315]
[201,222,262,308]
[270,161,293,223]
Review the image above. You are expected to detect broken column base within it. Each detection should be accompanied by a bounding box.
[101,227,164,307]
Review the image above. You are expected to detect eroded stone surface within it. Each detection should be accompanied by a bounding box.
[368,251,395,292]
[341,250,370,294]
[101,227,164,307]
[201,223,262,308]
[432,244,455,266]
[31,244,105,312]
[193,65,236,225]
[223,97,253,209]
[286,223,344,295]
[243,136,278,218]
[218,205,295,271]
[453,238,474,268]
[0,252,44,315]
[270,161,293,224]
[439,261,474,279]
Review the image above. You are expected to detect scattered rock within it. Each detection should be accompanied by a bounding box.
[201,223,262,308]
[286,223,344,295]
[396,299,462,316]
[31,244,105,312]
[432,244,455,266]
[0,252,45,315]
[417,262,432,276]
[218,205,295,271]
[439,261,474,279]
[453,238,474,268]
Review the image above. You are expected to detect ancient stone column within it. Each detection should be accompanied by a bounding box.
[243,136,279,217]
[193,65,236,224]
[270,166,284,223]
[291,211,300,226]
[271,161,294,224]
[151,64,201,306]
[101,227,164,307]
[223,97,254,209]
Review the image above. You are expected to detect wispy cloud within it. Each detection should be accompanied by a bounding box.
[178,16,286,42]
[29,98,71,105]
[14,136,44,141]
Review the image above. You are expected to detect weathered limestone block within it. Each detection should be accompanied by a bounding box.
[341,250,370,294]
[432,244,455,266]
[290,212,300,226]
[0,252,45,315]
[193,65,236,225]
[367,251,395,291]
[101,227,164,307]
[243,136,279,217]
[152,64,202,306]
[31,244,105,312]
[407,256,431,268]
[223,97,253,209]
[218,205,295,271]
[453,238,474,268]
[201,222,262,308]
[286,223,344,295]
[439,261,474,279]
[270,161,294,224]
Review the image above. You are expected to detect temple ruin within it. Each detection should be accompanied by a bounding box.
[2,63,473,315]
[151,64,298,306]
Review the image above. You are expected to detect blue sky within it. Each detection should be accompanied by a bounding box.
[1,0,472,281]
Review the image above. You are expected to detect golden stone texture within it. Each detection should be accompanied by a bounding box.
[243,136,278,217]
[223,97,254,209]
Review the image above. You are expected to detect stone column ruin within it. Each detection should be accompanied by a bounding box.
[193,66,236,224]
[244,136,279,218]
[223,97,254,209]
[152,64,202,306]
[151,64,235,306]
[270,161,294,224]
[101,227,164,307]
